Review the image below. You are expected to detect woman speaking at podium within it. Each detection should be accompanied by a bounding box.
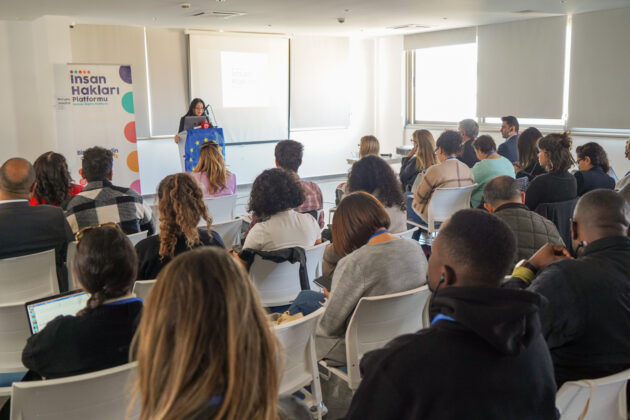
[174,98,212,170]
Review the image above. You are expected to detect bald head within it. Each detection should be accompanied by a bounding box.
[573,189,630,241]
[0,158,35,200]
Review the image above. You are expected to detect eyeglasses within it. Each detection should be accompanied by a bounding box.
[75,222,120,243]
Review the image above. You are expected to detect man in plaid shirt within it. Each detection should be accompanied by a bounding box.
[63,146,154,235]
[275,140,324,228]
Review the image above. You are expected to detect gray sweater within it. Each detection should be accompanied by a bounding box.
[316,238,428,363]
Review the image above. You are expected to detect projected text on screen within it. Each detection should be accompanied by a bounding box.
[221,52,270,108]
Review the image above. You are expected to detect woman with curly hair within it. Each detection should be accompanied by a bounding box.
[191,142,236,198]
[399,130,437,192]
[135,173,225,280]
[29,151,83,206]
[574,142,615,196]
[524,132,577,211]
[243,168,321,251]
[130,248,311,420]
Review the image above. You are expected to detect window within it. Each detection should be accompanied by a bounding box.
[414,43,477,122]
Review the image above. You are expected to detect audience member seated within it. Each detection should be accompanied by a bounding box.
[615,138,630,190]
[483,176,564,263]
[275,139,324,228]
[323,156,410,275]
[243,168,321,251]
[345,209,558,419]
[135,173,225,280]
[524,132,577,211]
[359,134,380,158]
[457,118,480,168]
[0,158,73,291]
[412,130,474,222]
[29,151,83,206]
[130,247,310,420]
[190,141,236,198]
[515,127,546,181]
[574,142,615,195]
[348,155,408,233]
[470,135,515,208]
[23,225,142,379]
[64,146,154,235]
[506,190,630,390]
[299,192,427,365]
[498,115,520,163]
[400,129,437,191]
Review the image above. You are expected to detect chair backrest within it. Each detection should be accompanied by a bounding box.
[67,241,78,290]
[211,218,242,248]
[0,302,31,374]
[133,280,156,302]
[204,194,237,224]
[0,249,58,305]
[127,231,149,246]
[274,307,325,396]
[149,204,160,233]
[535,199,578,248]
[411,172,423,193]
[556,368,630,420]
[250,256,301,307]
[345,285,431,390]
[394,227,418,239]
[304,242,328,290]
[11,362,139,420]
[427,184,476,230]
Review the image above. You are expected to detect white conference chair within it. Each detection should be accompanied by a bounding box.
[250,257,301,307]
[556,368,630,420]
[394,227,418,240]
[0,249,58,305]
[127,230,149,246]
[132,280,156,302]
[408,184,476,235]
[319,285,431,392]
[149,204,160,233]
[10,362,139,420]
[67,231,148,290]
[0,302,31,397]
[304,242,328,291]
[210,218,243,248]
[204,194,237,224]
[275,307,325,420]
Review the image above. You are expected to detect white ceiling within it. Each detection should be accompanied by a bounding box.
[2,0,629,36]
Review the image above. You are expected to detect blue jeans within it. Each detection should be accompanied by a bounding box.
[405,193,426,240]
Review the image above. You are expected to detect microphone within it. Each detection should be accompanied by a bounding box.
[204,103,218,128]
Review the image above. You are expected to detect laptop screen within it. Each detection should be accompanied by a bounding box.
[25,291,90,334]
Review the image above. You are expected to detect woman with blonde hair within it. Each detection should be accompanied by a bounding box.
[135,173,225,279]
[359,135,380,158]
[399,129,437,192]
[191,142,236,198]
[131,247,310,420]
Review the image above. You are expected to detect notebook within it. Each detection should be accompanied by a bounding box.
[25,291,90,334]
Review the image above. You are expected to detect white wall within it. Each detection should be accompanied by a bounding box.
[0,17,72,163]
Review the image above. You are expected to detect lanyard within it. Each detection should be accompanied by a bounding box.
[487,151,497,157]
[444,156,458,161]
[431,313,455,325]
[366,229,389,244]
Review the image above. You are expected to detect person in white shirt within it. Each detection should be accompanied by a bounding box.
[243,168,321,251]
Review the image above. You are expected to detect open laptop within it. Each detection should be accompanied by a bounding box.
[182,115,209,131]
[25,290,90,335]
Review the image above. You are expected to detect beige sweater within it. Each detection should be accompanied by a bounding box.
[412,159,474,219]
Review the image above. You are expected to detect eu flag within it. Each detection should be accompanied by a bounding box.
[184,128,225,172]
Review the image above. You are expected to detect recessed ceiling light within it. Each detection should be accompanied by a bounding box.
[180,3,191,9]
[344,9,351,12]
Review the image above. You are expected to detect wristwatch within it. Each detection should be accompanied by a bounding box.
[516,259,538,275]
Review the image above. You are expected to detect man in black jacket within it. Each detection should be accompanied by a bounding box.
[345,209,558,420]
[0,158,74,291]
[506,189,630,388]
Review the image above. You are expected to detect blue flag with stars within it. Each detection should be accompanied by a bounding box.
[184,128,225,172]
